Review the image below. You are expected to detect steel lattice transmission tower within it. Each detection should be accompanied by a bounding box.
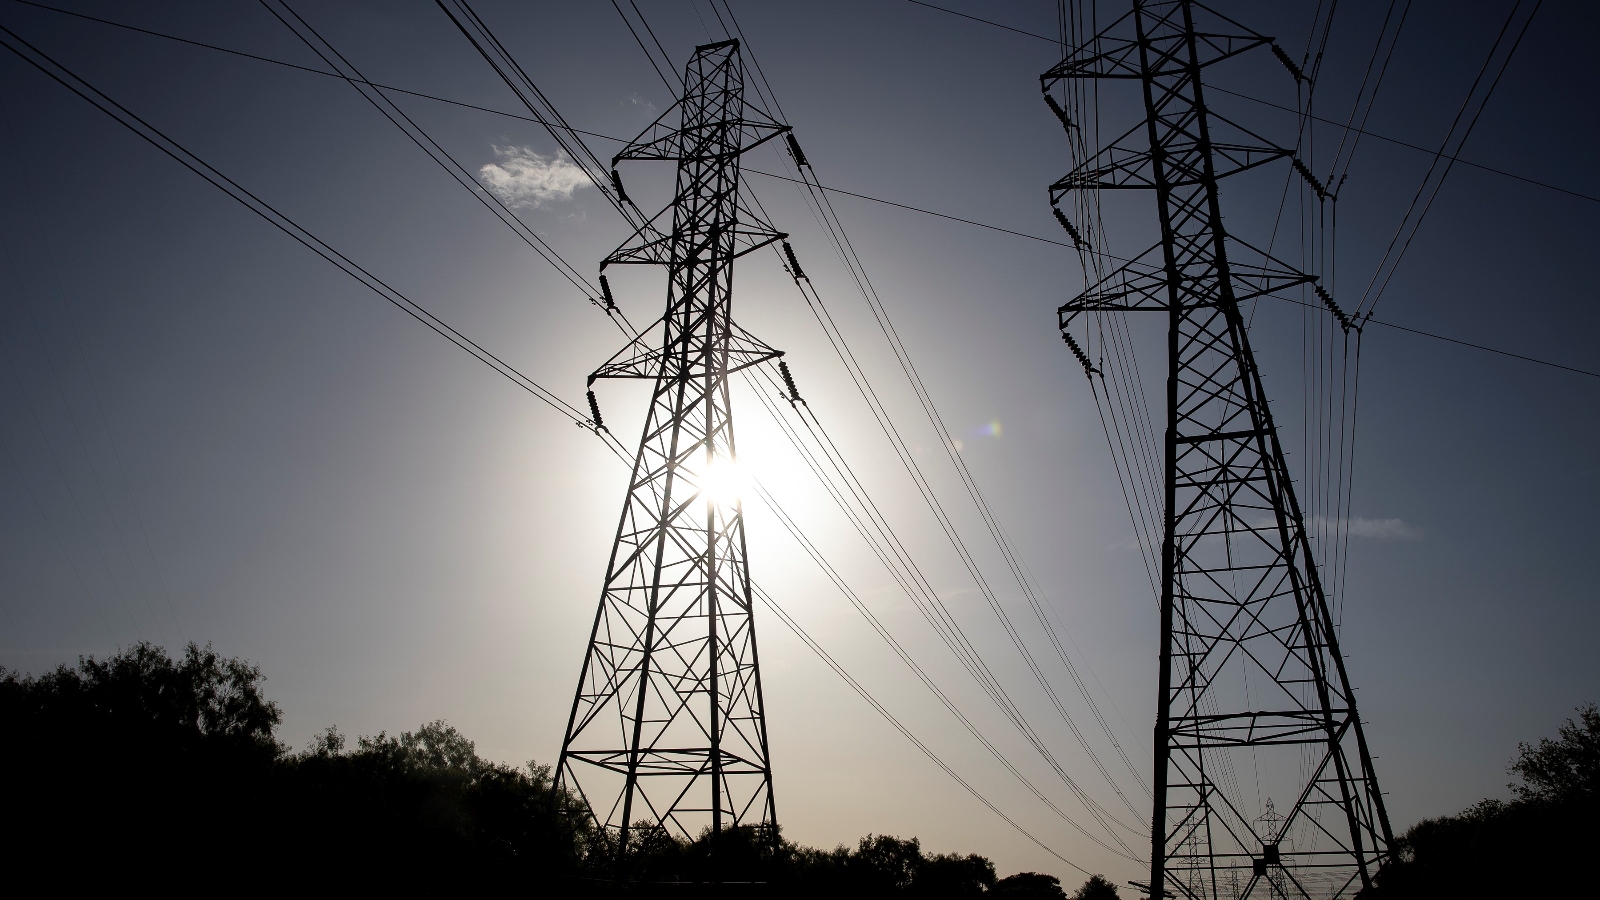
[556,39,791,849]
[1043,3,1394,898]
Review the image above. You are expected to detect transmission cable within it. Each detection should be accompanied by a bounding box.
[255,0,622,332]
[777,177,1148,843]
[697,0,1151,842]
[743,376,1138,858]
[751,579,1091,875]
[765,30,1154,819]
[1353,0,1542,318]
[697,0,1152,825]
[0,23,620,459]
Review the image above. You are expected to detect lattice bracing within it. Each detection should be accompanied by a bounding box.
[1045,3,1393,898]
[558,39,785,851]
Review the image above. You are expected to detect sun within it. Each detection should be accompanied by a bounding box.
[698,456,747,511]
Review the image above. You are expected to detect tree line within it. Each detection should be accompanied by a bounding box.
[0,642,1115,896]
[5,641,1591,896]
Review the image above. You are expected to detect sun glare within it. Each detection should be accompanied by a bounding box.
[698,456,747,511]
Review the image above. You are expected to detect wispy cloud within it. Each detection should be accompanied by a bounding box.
[478,146,590,209]
[1348,517,1423,540]
[1316,516,1423,541]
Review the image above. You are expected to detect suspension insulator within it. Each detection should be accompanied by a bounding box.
[1061,330,1100,377]
[586,390,607,432]
[599,274,617,312]
[782,241,808,281]
[1042,92,1076,132]
[778,358,804,405]
[1052,206,1088,249]
[1313,284,1355,333]
[610,168,630,204]
[1271,43,1307,83]
[1291,158,1329,200]
[784,133,810,168]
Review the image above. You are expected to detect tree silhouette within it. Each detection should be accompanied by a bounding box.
[993,871,1067,898]
[1509,702,1599,802]
[1071,874,1120,900]
[0,642,1114,896]
[1370,703,1598,899]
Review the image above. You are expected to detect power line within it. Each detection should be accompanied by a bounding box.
[1265,295,1598,379]
[751,580,1091,876]
[1354,0,1544,317]
[741,360,1144,859]
[257,0,607,313]
[906,0,1047,42]
[902,0,1597,206]
[0,22,617,453]
[746,166,1075,248]
[27,0,1595,271]
[650,0,1150,856]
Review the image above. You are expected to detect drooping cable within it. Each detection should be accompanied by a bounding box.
[697,0,1153,831]
[750,580,1092,875]
[1353,0,1543,318]
[743,369,1139,858]
[0,23,620,457]
[257,0,621,329]
[436,0,649,231]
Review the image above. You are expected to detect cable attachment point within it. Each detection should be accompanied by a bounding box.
[586,390,608,433]
[1271,43,1307,83]
[1052,206,1088,250]
[610,168,630,204]
[782,241,808,281]
[1042,91,1076,132]
[1291,158,1330,200]
[784,133,810,168]
[1313,284,1355,334]
[598,274,617,313]
[778,358,805,406]
[1061,330,1100,377]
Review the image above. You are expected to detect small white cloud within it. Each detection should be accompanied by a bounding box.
[1344,517,1423,541]
[1306,515,1425,542]
[478,146,590,208]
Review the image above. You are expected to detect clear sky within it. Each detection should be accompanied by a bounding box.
[1,0,1596,884]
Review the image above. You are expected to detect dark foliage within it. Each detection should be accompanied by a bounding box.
[1070,874,1120,900]
[993,871,1067,898]
[1370,704,1598,899]
[1,642,288,884]
[0,643,1088,896]
[0,643,585,890]
[1508,702,1599,803]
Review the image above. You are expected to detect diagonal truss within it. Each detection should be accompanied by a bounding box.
[557,39,787,850]
[1045,3,1393,898]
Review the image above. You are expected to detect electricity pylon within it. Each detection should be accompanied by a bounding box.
[556,39,790,850]
[1043,3,1393,897]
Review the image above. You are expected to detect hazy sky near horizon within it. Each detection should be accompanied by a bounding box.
[1,0,1597,883]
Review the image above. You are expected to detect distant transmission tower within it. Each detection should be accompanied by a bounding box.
[1043,3,1394,898]
[557,39,791,850]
